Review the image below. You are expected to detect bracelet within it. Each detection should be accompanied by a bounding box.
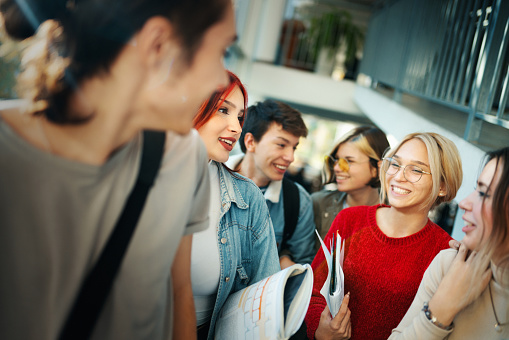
[422,302,454,331]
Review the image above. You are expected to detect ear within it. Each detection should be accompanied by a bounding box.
[244,133,257,153]
[371,160,380,178]
[135,16,178,71]
[438,183,447,197]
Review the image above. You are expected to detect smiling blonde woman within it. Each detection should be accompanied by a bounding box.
[305,132,463,340]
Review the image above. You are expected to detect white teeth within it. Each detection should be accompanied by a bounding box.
[393,186,411,194]
[337,176,348,180]
[219,138,233,145]
[275,164,287,170]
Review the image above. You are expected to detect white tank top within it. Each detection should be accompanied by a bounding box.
[191,162,221,325]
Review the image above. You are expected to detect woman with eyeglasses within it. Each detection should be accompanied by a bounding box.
[389,147,509,339]
[311,126,390,253]
[305,132,463,340]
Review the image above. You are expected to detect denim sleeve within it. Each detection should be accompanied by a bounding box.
[286,184,316,264]
[250,192,281,283]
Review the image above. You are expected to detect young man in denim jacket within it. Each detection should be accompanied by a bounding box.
[226,100,316,269]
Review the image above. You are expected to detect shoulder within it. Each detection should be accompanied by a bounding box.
[339,205,374,224]
[294,181,312,200]
[163,129,207,164]
[311,189,344,202]
[338,204,372,217]
[425,220,454,244]
[170,128,204,151]
[437,248,457,264]
[158,130,208,184]
[331,205,372,233]
[427,248,457,277]
[223,167,266,204]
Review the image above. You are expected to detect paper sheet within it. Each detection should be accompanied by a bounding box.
[315,229,345,318]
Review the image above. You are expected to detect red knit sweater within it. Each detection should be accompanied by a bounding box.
[305,205,452,340]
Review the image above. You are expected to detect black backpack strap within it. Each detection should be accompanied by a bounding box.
[280,177,300,254]
[58,130,166,340]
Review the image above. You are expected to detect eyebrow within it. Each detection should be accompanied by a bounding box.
[276,136,299,147]
[223,99,237,109]
[221,99,245,115]
[477,180,488,189]
[393,155,430,168]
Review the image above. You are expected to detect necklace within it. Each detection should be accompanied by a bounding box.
[488,280,508,333]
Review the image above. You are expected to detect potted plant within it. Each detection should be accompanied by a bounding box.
[304,9,364,77]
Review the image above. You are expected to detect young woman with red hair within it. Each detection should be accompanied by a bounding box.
[190,71,280,340]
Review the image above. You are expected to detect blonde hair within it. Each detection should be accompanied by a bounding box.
[323,126,389,187]
[16,20,70,115]
[380,132,463,211]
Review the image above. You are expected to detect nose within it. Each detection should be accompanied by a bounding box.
[458,191,474,211]
[228,115,242,134]
[393,167,407,182]
[334,161,341,173]
[282,147,295,163]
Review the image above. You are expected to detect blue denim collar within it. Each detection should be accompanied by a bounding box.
[214,161,248,213]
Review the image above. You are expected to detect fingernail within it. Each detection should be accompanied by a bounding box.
[454,242,460,248]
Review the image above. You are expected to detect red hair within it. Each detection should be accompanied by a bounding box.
[193,70,248,130]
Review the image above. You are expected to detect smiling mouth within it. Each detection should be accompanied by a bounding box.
[275,164,287,170]
[218,137,235,152]
[218,137,234,145]
[392,186,411,194]
[336,175,348,180]
[462,223,476,233]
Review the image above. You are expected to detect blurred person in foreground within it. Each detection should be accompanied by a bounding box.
[0,0,236,339]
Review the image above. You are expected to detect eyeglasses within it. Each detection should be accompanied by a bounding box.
[325,155,350,172]
[382,157,431,183]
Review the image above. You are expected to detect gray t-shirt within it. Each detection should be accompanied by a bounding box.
[0,116,210,340]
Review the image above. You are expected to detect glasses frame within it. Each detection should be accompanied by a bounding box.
[382,157,432,183]
[325,155,350,172]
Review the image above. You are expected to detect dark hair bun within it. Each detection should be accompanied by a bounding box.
[0,0,64,40]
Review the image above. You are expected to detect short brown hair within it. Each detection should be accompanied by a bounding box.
[239,100,307,153]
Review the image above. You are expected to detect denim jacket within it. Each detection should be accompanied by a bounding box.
[206,162,280,339]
